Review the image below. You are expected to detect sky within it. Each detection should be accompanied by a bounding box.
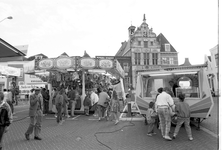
[0,0,219,65]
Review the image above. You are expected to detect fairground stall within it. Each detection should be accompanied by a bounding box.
[28,53,126,113]
[134,64,214,128]
[0,65,21,102]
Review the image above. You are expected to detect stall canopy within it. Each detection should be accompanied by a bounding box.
[32,54,125,78]
[0,65,21,77]
[0,38,26,58]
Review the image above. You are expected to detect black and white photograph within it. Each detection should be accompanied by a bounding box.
[0,0,220,150]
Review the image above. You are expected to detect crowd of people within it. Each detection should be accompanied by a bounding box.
[23,84,124,141]
[146,87,193,141]
[0,81,194,150]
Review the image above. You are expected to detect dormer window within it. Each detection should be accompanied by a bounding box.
[165,44,170,52]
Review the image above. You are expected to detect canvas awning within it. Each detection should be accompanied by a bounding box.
[0,38,26,58]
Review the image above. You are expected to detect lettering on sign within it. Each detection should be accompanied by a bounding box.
[99,59,113,69]
[56,58,72,69]
[96,56,114,59]
[39,59,54,69]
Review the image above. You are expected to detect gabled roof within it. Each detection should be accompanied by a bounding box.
[0,38,26,58]
[156,33,177,52]
[27,53,48,61]
[60,52,69,57]
[115,40,130,56]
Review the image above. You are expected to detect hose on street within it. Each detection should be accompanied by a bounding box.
[94,117,135,150]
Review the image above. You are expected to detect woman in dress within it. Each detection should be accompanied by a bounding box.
[111,90,120,125]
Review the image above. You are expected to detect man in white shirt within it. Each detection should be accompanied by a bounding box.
[3,89,8,103]
[90,88,99,106]
[155,87,175,141]
[90,88,99,116]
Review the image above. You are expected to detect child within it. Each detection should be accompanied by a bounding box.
[172,93,193,141]
[146,101,157,136]
[83,91,92,116]
[111,90,120,125]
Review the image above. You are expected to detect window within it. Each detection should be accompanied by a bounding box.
[144,41,148,48]
[169,58,174,65]
[150,41,153,46]
[165,44,170,52]
[143,53,150,65]
[123,63,129,72]
[152,53,158,65]
[124,77,131,91]
[162,57,168,64]
[135,53,141,65]
[130,29,134,35]
[138,41,141,46]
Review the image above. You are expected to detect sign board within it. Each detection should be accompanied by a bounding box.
[19,84,45,95]
[0,65,21,77]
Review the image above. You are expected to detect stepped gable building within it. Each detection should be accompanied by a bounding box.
[115,14,179,88]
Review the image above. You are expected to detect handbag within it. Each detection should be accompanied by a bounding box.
[167,102,175,116]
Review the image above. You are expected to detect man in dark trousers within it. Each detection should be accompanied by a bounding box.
[41,88,49,115]
[25,88,43,140]
[0,92,13,150]
[67,87,77,117]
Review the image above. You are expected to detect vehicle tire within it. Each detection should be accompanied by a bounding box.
[171,116,178,126]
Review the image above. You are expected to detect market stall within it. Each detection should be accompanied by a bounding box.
[0,65,21,103]
[30,54,125,112]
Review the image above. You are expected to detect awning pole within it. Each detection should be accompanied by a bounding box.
[81,70,85,111]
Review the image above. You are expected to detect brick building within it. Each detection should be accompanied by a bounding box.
[115,14,179,88]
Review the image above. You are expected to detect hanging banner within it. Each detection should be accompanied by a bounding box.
[55,57,73,69]
[0,65,21,77]
[38,59,54,70]
[79,58,96,69]
[98,59,114,69]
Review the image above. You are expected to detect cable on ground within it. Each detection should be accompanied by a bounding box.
[94,117,135,150]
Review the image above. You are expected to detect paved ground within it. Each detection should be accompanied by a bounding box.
[199,97,219,135]
[2,111,219,150]
[1,97,218,150]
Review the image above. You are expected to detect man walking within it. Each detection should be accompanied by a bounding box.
[25,88,43,140]
[68,87,77,117]
[155,87,175,141]
[97,88,110,121]
[41,88,49,115]
[0,92,13,150]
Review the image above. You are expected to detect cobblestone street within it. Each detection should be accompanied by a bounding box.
[2,112,219,150]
